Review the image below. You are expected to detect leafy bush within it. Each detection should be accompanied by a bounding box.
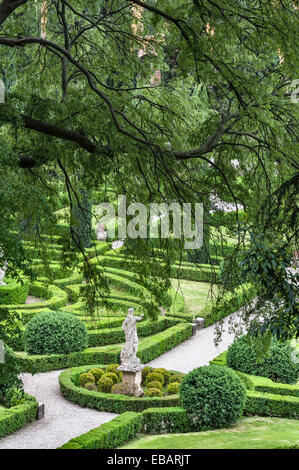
[169,374,182,383]
[89,368,105,382]
[146,381,163,392]
[0,345,23,402]
[106,364,120,373]
[79,373,95,387]
[142,366,153,382]
[226,336,298,384]
[24,311,88,355]
[84,383,97,391]
[167,382,180,395]
[97,377,113,393]
[103,372,118,385]
[154,368,171,383]
[146,372,164,385]
[145,387,163,397]
[180,365,246,430]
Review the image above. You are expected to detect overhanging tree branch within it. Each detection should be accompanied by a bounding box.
[0,0,27,27]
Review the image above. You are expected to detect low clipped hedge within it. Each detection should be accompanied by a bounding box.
[0,394,38,439]
[245,390,299,419]
[0,278,30,305]
[17,323,192,373]
[2,283,68,312]
[24,311,88,355]
[58,412,142,449]
[59,365,182,413]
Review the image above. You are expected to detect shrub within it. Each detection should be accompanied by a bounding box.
[180,365,246,430]
[88,368,105,382]
[169,374,182,383]
[79,373,95,387]
[146,381,163,392]
[226,336,299,384]
[142,366,153,382]
[154,368,171,383]
[106,364,120,373]
[24,311,88,355]
[84,383,97,391]
[111,383,126,395]
[146,372,164,385]
[145,388,163,397]
[103,372,118,385]
[167,382,180,395]
[0,345,22,402]
[97,377,113,393]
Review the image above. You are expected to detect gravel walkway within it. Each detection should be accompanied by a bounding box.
[0,311,243,449]
[0,370,117,450]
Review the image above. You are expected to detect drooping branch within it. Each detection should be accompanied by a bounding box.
[0,0,27,27]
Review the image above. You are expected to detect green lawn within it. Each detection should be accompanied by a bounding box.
[171,279,218,317]
[120,417,299,449]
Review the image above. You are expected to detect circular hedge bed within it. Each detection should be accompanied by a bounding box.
[24,311,88,355]
[227,336,299,384]
[180,365,247,430]
[59,364,184,413]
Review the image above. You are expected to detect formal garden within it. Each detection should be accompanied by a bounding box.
[0,0,298,454]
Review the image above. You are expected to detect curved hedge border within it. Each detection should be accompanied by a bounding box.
[59,365,182,413]
[0,394,38,439]
[16,322,192,373]
[2,283,68,313]
[0,278,30,305]
[58,412,142,449]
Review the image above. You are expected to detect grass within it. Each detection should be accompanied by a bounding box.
[120,417,299,449]
[171,279,218,317]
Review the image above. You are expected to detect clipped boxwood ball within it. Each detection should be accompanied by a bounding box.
[106,364,120,373]
[145,387,163,397]
[79,372,95,387]
[146,372,164,385]
[84,382,97,391]
[103,372,118,385]
[169,374,182,384]
[180,365,246,430]
[227,336,299,384]
[167,382,180,395]
[146,381,163,392]
[97,377,113,393]
[154,368,171,382]
[88,368,104,382]
[24,311,88,355]
[142,366,153,382]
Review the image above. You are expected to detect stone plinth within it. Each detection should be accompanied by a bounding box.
[117,366,144,397]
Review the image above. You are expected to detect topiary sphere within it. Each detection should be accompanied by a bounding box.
[97,377,114,393]
[88,368,105,382]
[167,382,180,395]
[84,382,97,391]
[146,381,163,392]
[142,366,153,382]
[226,336,299,384]
[145,387,163,397]
[106,364,120,373]
[180,366,246,430]
[79,372,95,387]
[24,311,88,355]
[153,368,171,383]
[169,374,182,384]
[146,372,164,385]
[102,372,118,385]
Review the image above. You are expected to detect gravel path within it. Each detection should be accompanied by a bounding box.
[148,313,242,373]
[0,370,117,450]
[0,311,243,449]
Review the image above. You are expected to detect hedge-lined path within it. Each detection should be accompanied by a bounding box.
[0,370,117,449]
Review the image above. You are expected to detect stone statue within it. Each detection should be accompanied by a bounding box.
[0,250,7,286]
[97,224,107,241]
[118,308,144,371]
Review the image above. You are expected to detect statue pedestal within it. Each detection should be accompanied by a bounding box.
[117,366,144,397]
